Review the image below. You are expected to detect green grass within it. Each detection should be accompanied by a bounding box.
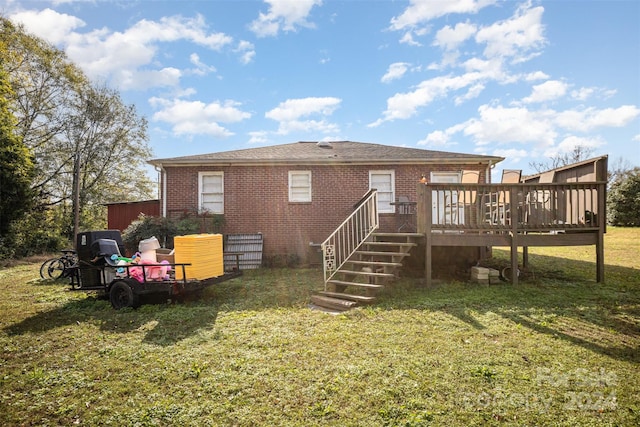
[1,227,638,426]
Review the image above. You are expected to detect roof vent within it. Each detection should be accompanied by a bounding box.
[316,141,332,148]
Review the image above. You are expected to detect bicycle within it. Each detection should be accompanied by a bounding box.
[39,249,78,280]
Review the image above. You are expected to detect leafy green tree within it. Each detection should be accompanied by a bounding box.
[1,17,154,243]
[1,18,86,207]
[0,63,35,239]
[607,168,640,226]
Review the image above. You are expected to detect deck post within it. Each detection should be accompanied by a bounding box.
[596,232,604,283]
[510,186,519,284]
[417,184,433,287]
[596,181,606,282]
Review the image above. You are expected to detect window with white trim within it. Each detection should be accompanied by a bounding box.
[289,171,312,202]
[369,170,395,213]
[198,172,224,214]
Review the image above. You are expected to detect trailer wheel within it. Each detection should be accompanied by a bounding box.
[109,281,140,309]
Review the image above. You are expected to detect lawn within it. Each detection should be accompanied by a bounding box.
[0,227,638,426]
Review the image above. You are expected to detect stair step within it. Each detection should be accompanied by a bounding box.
[364,241,417,248]
[318,291,377,303]
[373,232,423,238]
[356,250,410,257]
[346,260,403,268]
[310,295,358,311]
[327,279,384,290]
[337,269,395,278]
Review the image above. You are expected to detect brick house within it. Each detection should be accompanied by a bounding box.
[148,141,503,264]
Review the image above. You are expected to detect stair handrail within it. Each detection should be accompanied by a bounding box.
[321,190,379,290]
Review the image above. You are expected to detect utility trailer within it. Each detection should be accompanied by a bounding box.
[67,230,242,309]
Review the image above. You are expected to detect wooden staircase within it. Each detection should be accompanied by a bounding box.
[311,232,421,311]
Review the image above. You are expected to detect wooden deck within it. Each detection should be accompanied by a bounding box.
[416,180,607,285]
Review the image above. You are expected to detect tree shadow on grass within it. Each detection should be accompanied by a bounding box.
[441,305,487,330]
[381,254,640,362]
[4,291,221,347]
[3,269,319,346]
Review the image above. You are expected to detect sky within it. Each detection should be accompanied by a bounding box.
[4,0,640,177]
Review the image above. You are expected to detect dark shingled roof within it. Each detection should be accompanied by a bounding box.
[149,141,503,166]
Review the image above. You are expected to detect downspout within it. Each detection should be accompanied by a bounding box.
[154,164,167,217]
[486,160,493,183]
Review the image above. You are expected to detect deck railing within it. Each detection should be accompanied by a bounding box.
[321,190,379,289]
[417,182,607,234]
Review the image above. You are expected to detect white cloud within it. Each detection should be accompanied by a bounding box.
[433,21,477,51]
[9,8,85,44]
[522,80,568,103]
[265,97,341,135]
[571,87,617,101]
[455,83,485,105]
[275,119,340,135]
[381,62,410,83]
[266,97,340,121]
[10,9,234,91]
[463,104,557,147]
[554,105,640,132]
[417,130,453,147]
[317,48,331,64]
[369,72,484,126]
[249,0,322,38]
[248,131,270,145]
[128,15,232,50]
[390,0,497,31]
[525,71,550,81]
[475,3,546,61]
[461,57,504,79]
[373,2,549,127]
[421,103,639,161]
[557,135,605,152]
[118,68,183,91]
[428,51,461,71]
[150,98,251,137]
[189,53,217,76]
[399,31,422,46]
[571,87,595,101]
[235,40,256,64]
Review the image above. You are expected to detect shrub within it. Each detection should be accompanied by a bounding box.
[176,210,225,235]
[0,211,68,259]
[122,214,178,254]
[607,169,640,226]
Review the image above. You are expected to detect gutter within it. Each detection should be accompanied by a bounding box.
[147,157,505,168]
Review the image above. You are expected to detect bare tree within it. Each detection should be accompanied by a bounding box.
[64,84,151,238]
[608,156,634,184]
[529,145,595,174]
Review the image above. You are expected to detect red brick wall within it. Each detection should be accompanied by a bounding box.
[162,163,488,262]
